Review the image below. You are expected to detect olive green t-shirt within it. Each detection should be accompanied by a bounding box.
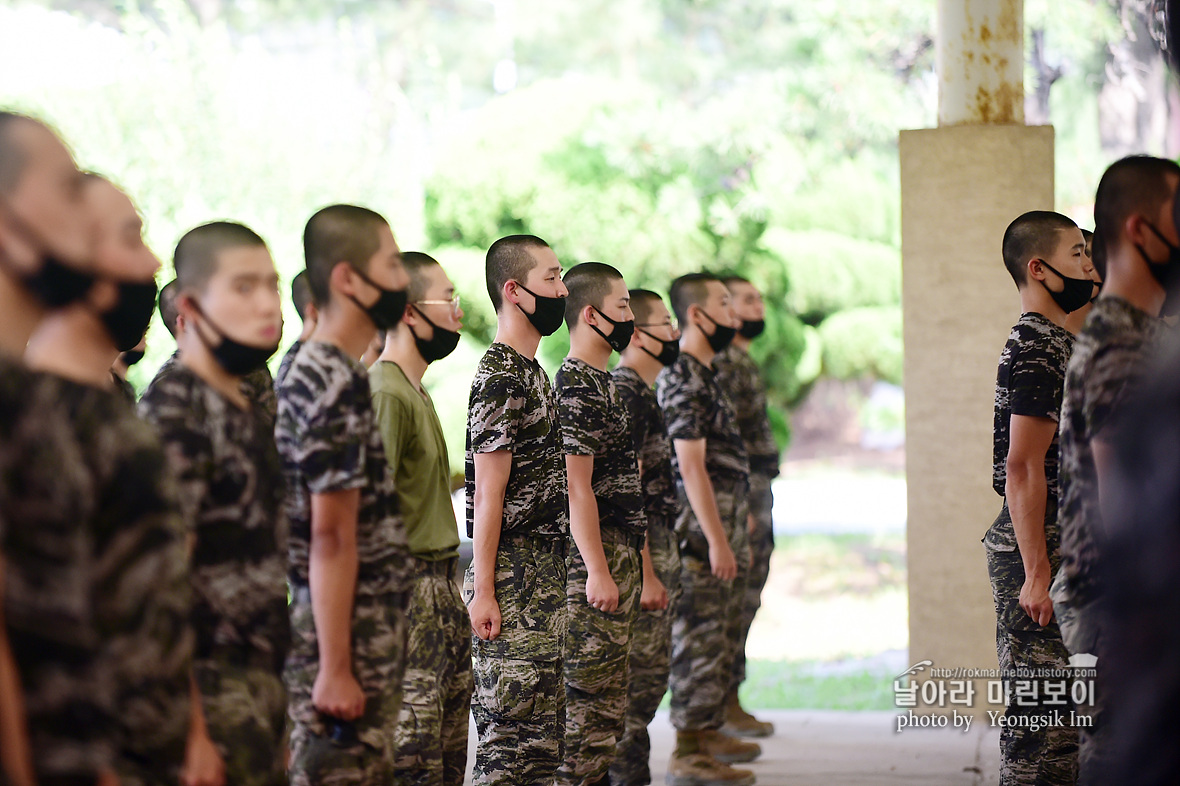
[370,360,461,560]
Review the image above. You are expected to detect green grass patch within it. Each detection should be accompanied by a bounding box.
[739,659,898,710]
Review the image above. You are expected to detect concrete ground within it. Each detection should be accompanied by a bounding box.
[464,710,1001,785]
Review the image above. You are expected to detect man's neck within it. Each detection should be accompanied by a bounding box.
[1103,249,1167,317]
[731,334,752,353]
[377,328,428,391]
[0,273,45,360]
[298,324,315,342]
[618,350,663,387]
[567,330,611,371]
[1018,286,1067,328]
[311,303,376,361]
[177,333,248,409]
[25,307,117,388]
[493,308,541,360]
[681,327,715,368]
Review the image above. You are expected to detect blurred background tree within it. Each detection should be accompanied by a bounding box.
[3,0,1150,470]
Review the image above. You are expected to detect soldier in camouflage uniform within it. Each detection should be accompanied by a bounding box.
[610,289,683,786]
[139,221,290,786]
[1052,157,1177,785]
[0,111,115,786]
[554,263,645,786]
[985,212,1088,786]
[713,276,779,739]
[15,168,192,786]
[656,273,758,786]
[275,269,317,391]
[463,235,570,786]
[370,251,473,786]
[277,205,412,785]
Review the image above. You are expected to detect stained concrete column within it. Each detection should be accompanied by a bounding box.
[901,0,1055,716]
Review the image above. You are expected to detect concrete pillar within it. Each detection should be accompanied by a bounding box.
[901,0,1055,716]
[937,0,1024,125]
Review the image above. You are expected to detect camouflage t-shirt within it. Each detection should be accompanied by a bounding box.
[712,344,780,479]
[138,360,290,669]
[556,357,646,536]
[276,339,408,594]
[1056,297,1163,611]
[1,362,192,783]
[611,365,678,526]
[655,352,750,483]
[991,312,1074,508]
[274,338,303,392]
[465,342,569,539]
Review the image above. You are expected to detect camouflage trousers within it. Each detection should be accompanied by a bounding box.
[670,477,750,732]
[464,537,568,786]
[731,473,774,693]
[392,558,474,786]
[287,589,408,786]
[558,529,643,786]
[194,659,287,786]
[985,506,1078,786]
[610,521,682,786]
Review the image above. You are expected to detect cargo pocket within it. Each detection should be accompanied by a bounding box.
[473,657,539,721]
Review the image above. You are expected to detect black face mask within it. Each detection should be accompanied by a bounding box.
[739,319,765,339]
[1138,222,1180,316]
[698,309,736,352]
[1038,261,1094,315]
[515,282,566,337]
[190,300,278,376]
[637,328,680,366]
[349,266,409,331]
[0,199,96,308]
[590,306,635,352]
[409,307,461,363]
[101,279,158,352]
[119,348,145,367]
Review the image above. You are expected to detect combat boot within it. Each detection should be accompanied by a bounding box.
[721,690,775,738]
[667,732,756,786]
[700,728,761,763]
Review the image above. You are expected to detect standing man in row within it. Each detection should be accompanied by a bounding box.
[611,289,682,786]
[712,276,778,739]
[371,251,474,785]
[464,234,570,786]
[556,262,645,786]
[657,273,758,786]
[139,221,290,786]
[277,204,412,785]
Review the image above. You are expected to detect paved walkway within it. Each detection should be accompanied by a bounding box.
[464,710,1001,785]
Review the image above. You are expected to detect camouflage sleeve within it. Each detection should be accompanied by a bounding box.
[469,370,527,455]
[93,423,192,779]
[297,374,373,494]
[615,377,649,457]
[372,389,414,474]
[656,363,709,442]
[1008,338,1065,422]
[557,366,609,457]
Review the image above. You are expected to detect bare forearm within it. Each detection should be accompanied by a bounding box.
[1005,465,1050,575]
[309,532,358,675]
[681,463,727,547]
[569,485,609,576]
[640,542,657,584]
[472,487,504,598]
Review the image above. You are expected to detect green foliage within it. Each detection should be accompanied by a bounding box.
[817,306,903,385]
[764,229,901,325]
